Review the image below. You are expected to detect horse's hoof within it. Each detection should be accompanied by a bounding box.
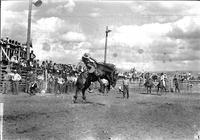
[82,96,86,102]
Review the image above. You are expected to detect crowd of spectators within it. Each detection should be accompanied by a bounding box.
[0,37,86,95]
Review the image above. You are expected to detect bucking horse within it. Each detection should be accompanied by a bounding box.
[73,62,118,103]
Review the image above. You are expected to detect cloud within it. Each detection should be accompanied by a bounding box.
[89,12,101,17]
[167,17,200,40]
[45,0,75,15]
[166,17,200,51]
[34,17,65,33]
[42,42,51,52]
[2,23,26,42]
[109,23,171,47]
[61,32,86,42]
[1,7,27,42]
[2,1,200,71]
[64,0,75,12]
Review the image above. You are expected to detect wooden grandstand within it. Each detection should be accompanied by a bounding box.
[0,38,42,93]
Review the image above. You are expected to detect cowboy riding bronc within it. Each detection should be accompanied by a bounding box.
[82,53,99,76]
[74,53,118,102]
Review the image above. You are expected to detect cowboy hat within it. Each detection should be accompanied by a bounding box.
[83,53,90,58]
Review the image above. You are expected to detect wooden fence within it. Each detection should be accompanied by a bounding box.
[0,63,44,94]
[116,79,200,93]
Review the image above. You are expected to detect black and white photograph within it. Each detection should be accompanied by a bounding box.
[1,0,200,139]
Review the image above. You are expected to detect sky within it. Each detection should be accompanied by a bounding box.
[2,0,200,71]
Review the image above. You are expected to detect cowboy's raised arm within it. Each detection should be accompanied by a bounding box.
[89,57,97,63]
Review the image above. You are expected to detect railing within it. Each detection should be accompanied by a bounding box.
[116,79,200,94]
[0,44,27,62]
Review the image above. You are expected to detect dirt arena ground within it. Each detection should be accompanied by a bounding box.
[1,84,200,140]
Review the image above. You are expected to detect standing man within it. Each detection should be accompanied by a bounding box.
[160,73,165,87]
[101,78,109,95]
[25,71,32,93]
[173,74,180,93]
[57,75,65,94]
[12,70,22,95]
[122,76,129,99]
[2,70,10,94]
[30,79,38,95]
[30,50,36,62]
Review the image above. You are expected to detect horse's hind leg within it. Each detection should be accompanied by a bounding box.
[82,81,91,102]
[82,88,87,102]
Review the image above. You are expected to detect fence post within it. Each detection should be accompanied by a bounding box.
[45,69,47,93]
[0,46,2,62]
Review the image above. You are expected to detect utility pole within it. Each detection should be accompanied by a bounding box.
[26,0,42,60]
[104,26,111,64]
[26,0,32,60]
[0,0,1,38]
[0,0,2,62]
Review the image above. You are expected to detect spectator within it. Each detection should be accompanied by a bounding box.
[25,71,36,93]
[19,58,27,67]
[41,61,46,70]
[2,70,10,94]
[10,53,18,63]
[12,70,21,95]
[47,60,53,73]
[30,79,38,95]
[57,75,65,94]
[63,75,68,94]
[53,63,58,74]
[36,59,40,68]
[47,73,54,93]
[122,76,129,99]
[32,60,37,68]
[173,75,180,93]
[101,78,109,95]
[30,50,36,62]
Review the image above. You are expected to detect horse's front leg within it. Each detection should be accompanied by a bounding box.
[82,88,87,102]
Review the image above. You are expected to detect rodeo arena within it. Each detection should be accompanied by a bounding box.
[1,1,200,140]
